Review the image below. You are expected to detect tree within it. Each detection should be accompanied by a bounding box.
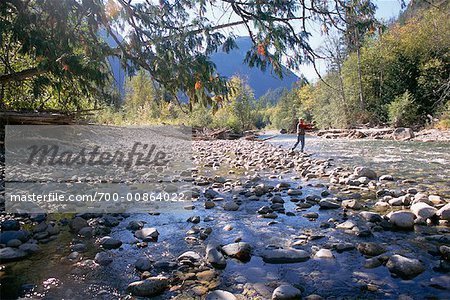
[1,0,378,110]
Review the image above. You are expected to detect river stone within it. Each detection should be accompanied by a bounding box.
[336,220,356,230]
[206,244,227,269]
[178,251,202,262]
[314,249,334,259]
[261,249,309,264]
[206,290,237,300]
[437,203,450,221]
[357,243,387,256]
[19,243,41,253]
[127,221,144,231]
[392,127,414,141]
[134,228,159,241]
[0,247,28,261]
[287,189,302,196]
[95,251,113,266]
[0,230,30,244]
[272,284,301,299]
[205,201,216,209]
[379,175,394,181]
[1,220,20,231]
[126,277,169,297]
[354,167,377,180]
[341,199,361,210]
[303,212,319,219]
[318,198,340,209]
[221,242,252,261]
[223,202,239,211]
[388,211,415,229]
[271,195,285,204]
[429,275,450,290]
[135,257,152,271]
[205,189,219,199]
[70,217,88,232]
[386,255,424,279]
[410,202,437,219]
[6,239,22,247]
[99,237,122,249]
[360,211,382,223]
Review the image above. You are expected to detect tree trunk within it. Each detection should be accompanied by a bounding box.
[356,46,364,111]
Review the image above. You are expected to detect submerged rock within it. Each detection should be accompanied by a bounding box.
[206,244,227,269]
[386,255,425,279]
[261,249,309,263]
[206,290,237,300]
[272,284,302,299]
[126,276,169,297]
[357,243,386,257]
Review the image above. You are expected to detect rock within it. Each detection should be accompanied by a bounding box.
[46,224,60,235]
[258,206,273,214]
[302,212,319,219]
[78,227,93,237]
[280,129,287,134]
[223,202,239,211]
[271,195,285,204]
[126,277,169,297]
[410,202,437,219]
[386,255,424,279]
[388,211,415,229]
[272,284,302,299]
[287,189,302,196]
[364,256,385,269]
[354,167,377,180]
[99,237,122,249]
[6,239,22,247]
[0,230,30,244]
[336,220,356,230]
[178,251,202,262]
[379,175,394,181]
[1,220,20,231]
[429,275,450,290]
[261,249,309,264]
[95,251,113,266]
[314,249,334,259]
[318,198,340,209]
[392,128,414,141]
[357,243,386,256]
[70,217,88,232]
[134,228,159,242]
[304,294,324,300]
[341,199,361,210]
[204,189,220,199]
[206,244,227,269]
[221,242,252,261]
[205,201,216,209]
[359,212,382,223]
[206,290,237,300]
[0,247,28,261]
[135,257,152,271]
[18,243,41,253]
[127,221,144,231]
[187,216,201,224]
[437,203,450,221]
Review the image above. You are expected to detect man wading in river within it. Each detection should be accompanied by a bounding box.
[291,118,314,152]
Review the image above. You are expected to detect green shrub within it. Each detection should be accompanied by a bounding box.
[387,91,419,127]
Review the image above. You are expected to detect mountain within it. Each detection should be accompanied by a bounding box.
[211,36,300,98]
[105,35,299,100]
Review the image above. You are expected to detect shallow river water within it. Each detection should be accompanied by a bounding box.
[1,136,449,299]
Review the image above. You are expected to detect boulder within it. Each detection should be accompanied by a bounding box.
[386,255,424,279]
[206,290,237,300]
[272,284,302,300]
[206,244,227,269]
[0,247,28,261]
[221,242,252,261]
[126,277,169,297]
[354,167,377,180]
[387,211,415,229]
[357,243,387,256]
[437,203,450,221]
[392,128,414,141]
[95,251,113,266]
[410,202,437,219]
[99,237,122,249]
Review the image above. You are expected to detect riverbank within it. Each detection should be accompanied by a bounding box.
[1,139,449,299]
[260,128,450,142]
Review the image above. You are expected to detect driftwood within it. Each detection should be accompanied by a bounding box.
[0,109,99,125]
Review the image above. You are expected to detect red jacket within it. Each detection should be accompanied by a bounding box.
[297,122,313,135]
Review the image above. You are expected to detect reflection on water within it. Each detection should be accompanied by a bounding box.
[268,135,450,192]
